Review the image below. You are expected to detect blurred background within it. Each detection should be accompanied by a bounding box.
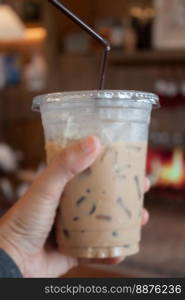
[0,0,185,277]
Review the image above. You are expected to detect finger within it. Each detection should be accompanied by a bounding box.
[22,136,101,210]
[141,208,149,226]
[144,177,151,193]
[79,256,125,265]
[44,251,78,278]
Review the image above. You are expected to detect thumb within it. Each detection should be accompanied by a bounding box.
[0,136,101,243]
[22,136,101,211]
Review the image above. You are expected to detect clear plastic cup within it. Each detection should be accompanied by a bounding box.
[33,90,159,258]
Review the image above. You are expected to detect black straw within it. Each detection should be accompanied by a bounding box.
[48,0,111,90]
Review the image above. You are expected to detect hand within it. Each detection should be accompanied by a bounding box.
[0,137,150,277]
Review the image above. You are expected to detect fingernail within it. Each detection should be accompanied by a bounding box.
[145,177,151,191]
[142,209,149,225]
[80,137,96,154]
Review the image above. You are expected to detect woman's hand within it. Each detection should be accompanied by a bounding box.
[0,136,150,277]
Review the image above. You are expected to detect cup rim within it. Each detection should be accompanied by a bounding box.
[32,90,160,111]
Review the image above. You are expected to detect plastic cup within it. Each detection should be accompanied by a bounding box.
[33,90,159,258]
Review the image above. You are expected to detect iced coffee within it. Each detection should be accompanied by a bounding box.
[32,90,159,259]
[46,139,147,258]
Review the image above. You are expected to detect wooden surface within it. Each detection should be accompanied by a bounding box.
[62,266,127,278]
